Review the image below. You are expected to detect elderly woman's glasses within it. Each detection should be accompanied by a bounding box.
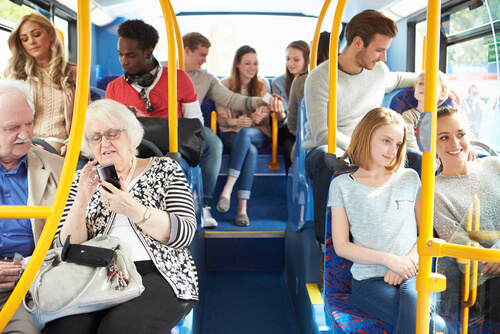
[85,129,126,144]
[139,88,155,113]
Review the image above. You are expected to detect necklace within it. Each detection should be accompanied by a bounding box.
[124,157,137,186]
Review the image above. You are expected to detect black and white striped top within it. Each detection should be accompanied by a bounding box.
[55,157,198,300]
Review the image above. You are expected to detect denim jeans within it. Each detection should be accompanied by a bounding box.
[305,145,334,245]
[220,128,270,200]
[200,127,223,207]
[352,276,447,334]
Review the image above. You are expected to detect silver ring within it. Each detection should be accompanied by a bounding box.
[105,199,110,207]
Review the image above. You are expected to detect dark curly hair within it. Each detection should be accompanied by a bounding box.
[117,19,159,51]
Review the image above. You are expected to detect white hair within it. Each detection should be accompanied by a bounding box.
[0,78,35,115]
[81,99,144,158]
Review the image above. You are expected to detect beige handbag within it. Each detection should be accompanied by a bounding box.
[23,235,145,329]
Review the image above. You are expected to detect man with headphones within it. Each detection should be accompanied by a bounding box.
[106,19,201,121]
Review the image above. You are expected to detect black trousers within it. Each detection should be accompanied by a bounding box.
[43,261,195,334]
[277,125,295,173]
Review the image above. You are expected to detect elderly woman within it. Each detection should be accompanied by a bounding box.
[4,13,77,155]
[44,99,197,333]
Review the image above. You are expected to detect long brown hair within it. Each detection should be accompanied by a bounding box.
[4,13,74,90]
[285,40,310,97]
[228,45,263,97]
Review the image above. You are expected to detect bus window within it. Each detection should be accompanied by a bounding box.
[444,0,499,149]
[442,1,500,36]
[0,0,35,71]
[150,14,318,78]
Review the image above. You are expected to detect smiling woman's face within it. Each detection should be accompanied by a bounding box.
[436,113,470,174]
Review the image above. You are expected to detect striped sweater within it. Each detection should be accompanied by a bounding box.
[55,157,198,300]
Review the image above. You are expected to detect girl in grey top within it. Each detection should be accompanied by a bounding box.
[329,108,445,333]
[434,106,500,321]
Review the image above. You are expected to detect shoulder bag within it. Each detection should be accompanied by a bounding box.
[22,235,144,329]
[137,117,206,167]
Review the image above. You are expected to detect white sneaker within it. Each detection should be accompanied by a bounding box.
[203,207,218,228]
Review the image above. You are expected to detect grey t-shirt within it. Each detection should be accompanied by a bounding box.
[328,168,420,280]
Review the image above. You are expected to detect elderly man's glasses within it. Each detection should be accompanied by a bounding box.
[85,129,125,144]
[139,88,155,113]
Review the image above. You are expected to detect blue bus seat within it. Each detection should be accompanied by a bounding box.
[287,97,314,231]
[90,86,106,101]
[97,75,120,90]
[381,87,456,114]
[324,192,392,333]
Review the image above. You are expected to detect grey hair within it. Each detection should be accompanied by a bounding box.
[0,78,35,115]
[81,99,144,158]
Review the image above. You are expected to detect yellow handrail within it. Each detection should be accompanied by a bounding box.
[268,113,280,170]
[459,195,480,334]
[327,0,347,155]
[167,0,184,70]
[159,0,178,155]
[416,1,443,333]
[310,0,332,72]
[0,0,91,330]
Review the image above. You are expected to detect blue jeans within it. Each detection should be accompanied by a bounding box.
[220,128,270,200]
[352,276,446,334]
[305,145,334,245]
[200,127,223,207]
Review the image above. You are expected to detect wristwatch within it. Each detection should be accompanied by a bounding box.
[136,207,151,225]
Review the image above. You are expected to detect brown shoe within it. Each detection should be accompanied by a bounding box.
[216,196,230,213]
[235,213,250,226]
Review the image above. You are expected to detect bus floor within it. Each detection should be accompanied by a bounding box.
[198,165,299,333]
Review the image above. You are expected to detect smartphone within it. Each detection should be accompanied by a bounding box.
[262,92,272,104]
[97,164,120,192]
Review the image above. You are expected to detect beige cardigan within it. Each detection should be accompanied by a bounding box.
[216,78,271,138]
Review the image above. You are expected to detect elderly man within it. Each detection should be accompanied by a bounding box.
[0,79,64,333]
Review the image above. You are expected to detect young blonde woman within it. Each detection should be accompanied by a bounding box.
[4,13,76,155]
[216,45,271,227]
[330,108,447,333]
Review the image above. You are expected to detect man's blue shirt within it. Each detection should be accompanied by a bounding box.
[0,155,35,257]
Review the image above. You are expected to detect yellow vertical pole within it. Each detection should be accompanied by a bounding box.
[416,1,441,333]
[310,0,332,71]
[0,0,91,330]
[327,0,347,155]
[268,113,280,170]
[158,0,178,154]
[422,35,427,71]
[167,0,184,70]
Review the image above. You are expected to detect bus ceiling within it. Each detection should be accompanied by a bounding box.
[35,0,455,27]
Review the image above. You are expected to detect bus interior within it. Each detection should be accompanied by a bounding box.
[0,0,499,333]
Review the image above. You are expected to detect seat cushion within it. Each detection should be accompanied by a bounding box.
[325,294,391,333]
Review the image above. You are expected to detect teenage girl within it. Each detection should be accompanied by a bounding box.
[329,107,446,333]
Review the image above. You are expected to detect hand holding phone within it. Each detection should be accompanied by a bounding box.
[97,164,120,192]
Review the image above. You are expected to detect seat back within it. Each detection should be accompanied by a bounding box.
[324,169,357,295]
[200,95,216,129]
[382,87,455,114]
[97,75,120,90]
[90,86,106,101]
[286,98,314,230]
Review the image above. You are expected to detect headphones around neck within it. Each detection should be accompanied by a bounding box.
[125,59,160,87]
